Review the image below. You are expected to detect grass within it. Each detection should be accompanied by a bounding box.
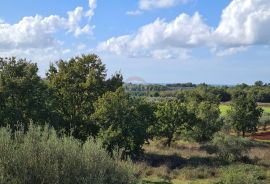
[139,139,270,184]
[220,104,270,116]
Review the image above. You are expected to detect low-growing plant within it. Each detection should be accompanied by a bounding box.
[204,132,253,162]
[176,166,217,180]
[0,124,140,184]
[214,164,267,184]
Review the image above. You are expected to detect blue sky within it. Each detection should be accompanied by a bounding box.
[0,0,270,84]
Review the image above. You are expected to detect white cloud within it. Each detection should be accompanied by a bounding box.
[214,47,249,57]
[98,12,210,59]
[139,0,190,10]
[0,0,97,63]
[214,0,270,47]
[127,0,191,16]
[103,0,270,58]
[126,10,143,16]
[86,0,97,18]
[0,15,64,50]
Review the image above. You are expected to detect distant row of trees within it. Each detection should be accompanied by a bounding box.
[126,82,270,103]
[0,55,264,158]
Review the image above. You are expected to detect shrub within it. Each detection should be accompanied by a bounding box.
[214,164,267,184]
[204,132,253,162]
[0,124,140,184]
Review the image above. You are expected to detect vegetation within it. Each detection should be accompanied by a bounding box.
[227,91,263,136]
[1,55,270,183]
[154,100,189,147]
[92,88,154,158]
[204,132,253,162]
[0,124,139,184]
[215,164,267,184]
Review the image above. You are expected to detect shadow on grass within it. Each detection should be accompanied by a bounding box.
[142,181,172,184]
[142,152,228,169]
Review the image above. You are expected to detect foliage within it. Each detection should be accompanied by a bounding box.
[0,57,48,129]
[154,100,189,147]
[186,88,222,142]
[46,54,123,139]
[92,88,154,158]
[205,132,253,162]
[227,91,263,136]
[214,164,267,184]
[0,124,140,184]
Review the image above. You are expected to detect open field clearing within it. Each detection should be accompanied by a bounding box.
[140,140,270,184]
[220,104,270,116]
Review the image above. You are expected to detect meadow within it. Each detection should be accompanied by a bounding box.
[140,140,270,184]
[220,104,270,116]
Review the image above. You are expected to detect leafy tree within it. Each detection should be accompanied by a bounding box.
[254,80,264,87]
[0,57,48,129]
[92,88,153,158]
[154,100,189,147]
[186,88,222,142]
[228,91,263,137]
[46,54,123,139]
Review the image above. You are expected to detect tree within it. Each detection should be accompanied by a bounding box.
[46,54,123,139]
[228,91,263,137]
[185,87,222,142]
[92,88,153,158]
[154,100,189,147]
[0,57,48,129]
[254,80,264,87]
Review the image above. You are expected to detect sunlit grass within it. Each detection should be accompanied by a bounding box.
[220,104,270,116]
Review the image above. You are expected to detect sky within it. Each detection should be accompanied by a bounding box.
[0,0,270,85]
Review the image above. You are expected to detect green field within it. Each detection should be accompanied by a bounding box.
[220,104,270,116]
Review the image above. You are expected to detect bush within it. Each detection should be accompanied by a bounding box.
[0,124,140,184]
[214,164,267,184]
[204,132,253,162]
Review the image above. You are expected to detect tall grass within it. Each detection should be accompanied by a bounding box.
[0,124,140,184]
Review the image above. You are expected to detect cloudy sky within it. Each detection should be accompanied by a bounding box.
[0,0,270,84]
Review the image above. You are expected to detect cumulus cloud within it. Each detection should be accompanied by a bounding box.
[104,0,270,58]
[214,0,270,47]
[0,0,97,62]
[98,12,211,59]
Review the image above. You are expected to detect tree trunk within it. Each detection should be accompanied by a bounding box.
[166,136,173,147]
[242,131,245,137]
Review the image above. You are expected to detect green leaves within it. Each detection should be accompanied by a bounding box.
[0,57,48,128]
[92,88,153,158]
[228,91,263,136]
[46,54,123,139]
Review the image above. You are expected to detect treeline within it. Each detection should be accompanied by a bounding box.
[0,55,264,158]
[125,82,270,103]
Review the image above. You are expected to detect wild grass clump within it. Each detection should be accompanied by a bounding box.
[214,164,267,184]
[175,166,217,180]
[0,124,140,184]
[204,132,253,162]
